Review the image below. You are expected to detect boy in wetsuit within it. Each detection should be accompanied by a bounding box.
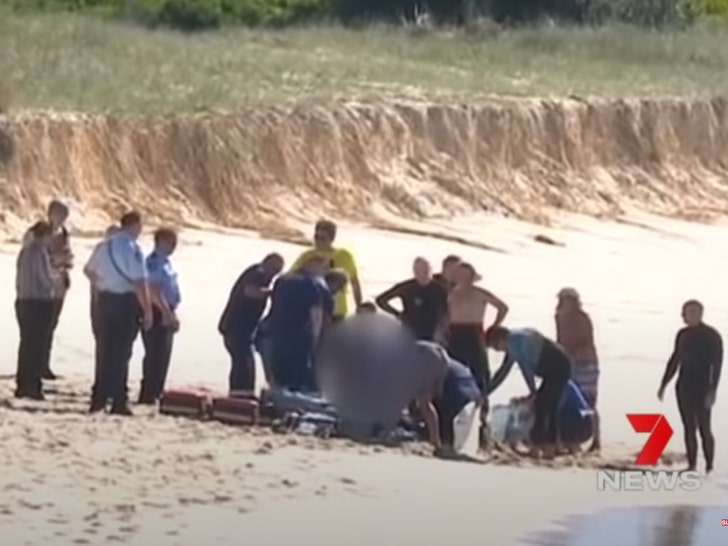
[658,300,722,473]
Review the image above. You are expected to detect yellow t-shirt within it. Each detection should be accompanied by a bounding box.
[290,247,358,318]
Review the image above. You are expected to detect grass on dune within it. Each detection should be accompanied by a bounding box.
[1,11,728,113]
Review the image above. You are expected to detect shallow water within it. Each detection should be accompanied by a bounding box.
[523,505,726,546]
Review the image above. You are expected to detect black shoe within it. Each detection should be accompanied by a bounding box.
[137,393,156,405]
[109,404,134,416]
[42,370,59,381]
[89,399,107,414]
[14,390,45,401]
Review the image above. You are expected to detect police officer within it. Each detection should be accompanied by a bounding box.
[84,211,152,415]
[139,227,181,404]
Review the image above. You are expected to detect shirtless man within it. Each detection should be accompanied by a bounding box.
[446,262,508,393]
[658,300,722,473]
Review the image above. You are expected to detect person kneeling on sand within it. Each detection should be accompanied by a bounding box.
[485,326,572,460]
[317,311,482,456]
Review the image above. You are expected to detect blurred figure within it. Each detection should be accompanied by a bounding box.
[139,228,181,404]
[83,224,120,403]
[14,221,57,400]
[316,312,448,453]
[22,199,73,380]
[658,300,722,473]
[555,287,601,452]
[375,257,448,341]
[218,253,284,392]
[289,219,362,322]
[84,211,152,415]
[446,262,508,394]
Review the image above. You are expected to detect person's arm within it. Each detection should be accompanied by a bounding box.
[83,244,102,285]
[658,331,682,399]
[339,249,362,308]
[488,352,516,394]
[480,288,509,327]
[310,304,324,342]
[573,314,596,352]
[555,313,564,345]
[709,330,723,400]
[243,283,271,299]
[519,363,537,395]
[36,248,56,296]
[375,281,406,318]
[417,395,442,449]
[125,242,152,326]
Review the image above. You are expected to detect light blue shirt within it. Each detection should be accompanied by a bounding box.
[506,327,545,379]
[489,327,545,395]
[146,250,181,310]
[87,231,147,294]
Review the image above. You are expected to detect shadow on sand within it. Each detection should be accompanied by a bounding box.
[521,504,725,546]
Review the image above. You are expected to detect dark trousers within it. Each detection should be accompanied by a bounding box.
[532,341,571,445]
[15,299,55,395]
[140,308,176,401]
[42,297,65,374]
[95,291,140,406]
[90,296,103,400]
[677,381,714,470]
[224,334,256,392]
[271,332,315,392]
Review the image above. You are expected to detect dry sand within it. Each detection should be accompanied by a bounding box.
[0,212,726,545]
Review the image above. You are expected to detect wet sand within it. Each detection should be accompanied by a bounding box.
[0,212,726,544]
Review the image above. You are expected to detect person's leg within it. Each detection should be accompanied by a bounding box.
[92,294,114,412]
[43,297,65,379]
[676,384,699,471]
[108,295,140,414]
[696,402,714,473]
[15,300,38,397]
[90,297,104,404]
[154,327,175,399]
[140,308,164,403]
[224,335,243,392]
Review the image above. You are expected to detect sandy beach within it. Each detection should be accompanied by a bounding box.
[0,212,726,545]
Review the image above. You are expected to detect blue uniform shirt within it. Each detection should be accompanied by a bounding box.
[146,250,181,310]
[269,273,325,334]
[86,231,147,294]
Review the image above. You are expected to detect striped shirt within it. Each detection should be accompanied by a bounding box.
[16,241,56,300]
[23,225,72,297]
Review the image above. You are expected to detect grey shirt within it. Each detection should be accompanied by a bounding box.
[16,241,55,300]
[317,314,448,433]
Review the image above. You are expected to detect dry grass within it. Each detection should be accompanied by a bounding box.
[2,11,728,113]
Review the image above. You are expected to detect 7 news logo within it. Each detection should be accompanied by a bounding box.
[596,414,701,492]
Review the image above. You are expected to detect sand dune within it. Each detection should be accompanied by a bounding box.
[2,97,728,237]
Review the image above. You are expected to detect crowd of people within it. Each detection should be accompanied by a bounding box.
[12,202,723,471]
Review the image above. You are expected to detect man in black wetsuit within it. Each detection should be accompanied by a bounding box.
[375,257,448,341]
[658,300,722,473]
